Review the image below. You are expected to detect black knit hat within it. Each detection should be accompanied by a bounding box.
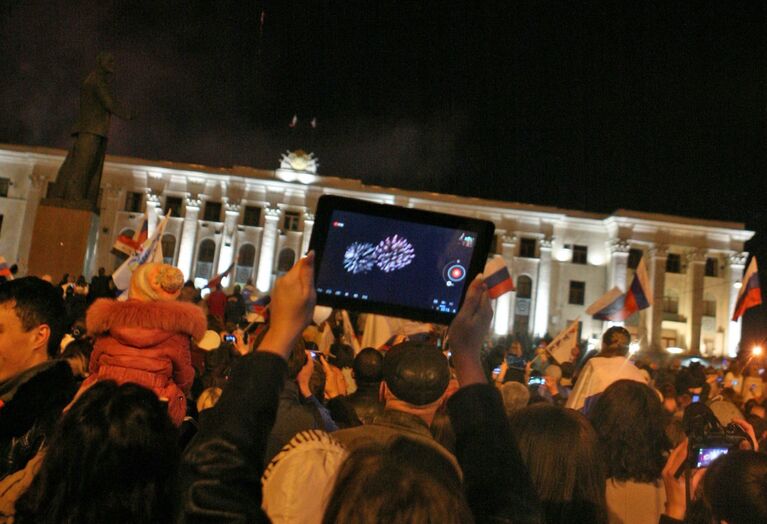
[382,341,450,406]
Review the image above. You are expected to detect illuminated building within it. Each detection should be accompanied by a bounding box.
[0,143,754,356]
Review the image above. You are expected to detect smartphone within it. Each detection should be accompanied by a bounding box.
[691,394,700,403]
[223,334,236,343]
[693,447,729,468]
[528,376,545,387]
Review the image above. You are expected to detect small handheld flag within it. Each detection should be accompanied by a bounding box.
[546,320,580,364]
[732,257,762,321]
[206,262,235,289]
[112,216,148,257]
[483,255,515,299]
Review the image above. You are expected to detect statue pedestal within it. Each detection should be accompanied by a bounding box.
[27,200,99,280]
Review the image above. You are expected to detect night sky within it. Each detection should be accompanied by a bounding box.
[1,1,766,344]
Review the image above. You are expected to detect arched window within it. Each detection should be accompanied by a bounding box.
[516,275,533,299]
[277,248,296,273]
[235,244,256,284]
[161,234,176,266]
[195,239,216,279]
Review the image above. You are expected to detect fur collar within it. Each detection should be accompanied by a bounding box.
[86,299,207,340]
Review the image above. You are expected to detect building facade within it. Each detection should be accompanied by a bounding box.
[0,144,754,356]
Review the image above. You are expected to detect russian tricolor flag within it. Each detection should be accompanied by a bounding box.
[586,257,653,321]
[732,257,762,321]
[484,255,515,299]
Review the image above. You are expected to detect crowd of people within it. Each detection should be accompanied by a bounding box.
[0,254,765,523]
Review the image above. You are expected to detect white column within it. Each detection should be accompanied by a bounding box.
[146,193,163,233]
[176,198,200,280]
[217,203,240,288]
[726,252,747,358]
[609,239,630,291]
[533,236,553,337]
[17,173,46,275]
[301,212,315,256]
[256,207,281,292]
[648,245,668,352]
[686,249,706,354]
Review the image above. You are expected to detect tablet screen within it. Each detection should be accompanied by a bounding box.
[315,196,496,322]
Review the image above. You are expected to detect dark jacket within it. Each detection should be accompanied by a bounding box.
[178,352,287,523]
[0,360,77,480]
[346,381,384,424]
[264,380,325,464]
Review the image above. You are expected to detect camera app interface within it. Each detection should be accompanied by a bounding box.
[316,210,478,314]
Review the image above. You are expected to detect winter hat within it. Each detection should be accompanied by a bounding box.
[262,430,348,524]
[382,341,450,406]
[128,263,184,301]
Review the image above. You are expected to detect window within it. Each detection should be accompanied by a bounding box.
[283,211,300,232]
[662,295,679,314]
[627,248,643,269]
[161,235,176,266]
[519,238,537,258]
[243,206,261,227]
[0,215,3,236]
[165,196,183,218]
[235,244,256,283]
[568,281,585,305]
[666,253,681,273]
[0,178,9,198]
[195,239,216,280]
[203,201,222,222]
[705,257,718,277]
[125,191,144,212]
[277,248,296,272]
[703,299,717,317]
[516,275,532,298]
[572,245,588,264]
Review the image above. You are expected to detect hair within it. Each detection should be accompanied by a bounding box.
[600,326,630,357]
[588,379,670,482]
[322,438,473,524]
[0,277,67,357]
[330,342,355,369]
[286,337,308,379]
[500,381,530,417]
[510,404,607,524]
[353,347,384,384]
[14,381,179,524]
[704,450,767,524]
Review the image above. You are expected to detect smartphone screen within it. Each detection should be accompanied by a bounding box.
[695,447,729,468]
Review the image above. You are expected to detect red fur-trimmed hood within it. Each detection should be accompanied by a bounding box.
[87,298,207,342]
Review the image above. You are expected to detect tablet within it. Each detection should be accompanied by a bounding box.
[308,195,495,324]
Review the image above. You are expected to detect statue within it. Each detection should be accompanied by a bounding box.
[49,52,133,207]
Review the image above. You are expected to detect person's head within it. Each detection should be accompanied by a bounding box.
[76,274,86,286]
[59,336,94,378]
[381,341,451,424]
[589,379,671,482]
[500,381,530,417]
[14,381,179,524]
[322,437,471,524]
[129,263,184,301]
[330,342,355,369]
[510,404,606,523]
[704,450,767,524]
[233,285,241,295]
[510,340,523,357]
[0,277,67,381]
[600,326,630,357]
[96,51,115,73]
[352,347,384,385]
[98,267,105,276]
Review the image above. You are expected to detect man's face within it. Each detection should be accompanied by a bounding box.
[0,302,47,382]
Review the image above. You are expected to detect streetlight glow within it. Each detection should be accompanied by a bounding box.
[753,345,763,357]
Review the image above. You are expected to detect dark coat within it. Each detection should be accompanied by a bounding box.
[0,360,77,480]
[346,381,384,424]
[264,380,324,464]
